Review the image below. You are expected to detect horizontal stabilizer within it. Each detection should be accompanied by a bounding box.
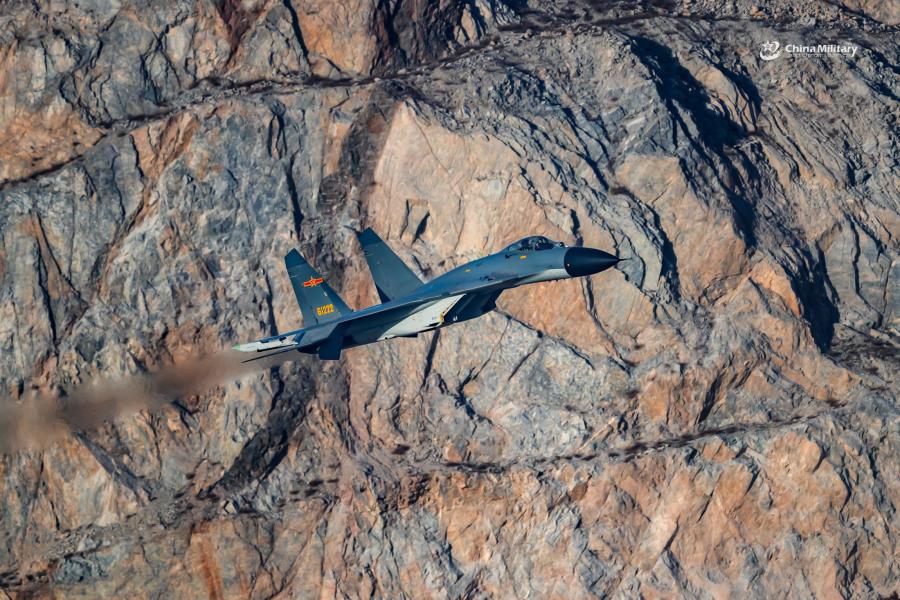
[357,228,423,303]
[285,249,351,326]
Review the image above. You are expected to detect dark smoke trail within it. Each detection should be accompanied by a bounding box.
[0,348,295,454]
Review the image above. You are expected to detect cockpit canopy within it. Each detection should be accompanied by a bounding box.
[503,236,564,253]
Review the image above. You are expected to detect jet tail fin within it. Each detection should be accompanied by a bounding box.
[285,249,351,326]
[357,228,423,303]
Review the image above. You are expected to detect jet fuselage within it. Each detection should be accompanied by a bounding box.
[235,233,619,361]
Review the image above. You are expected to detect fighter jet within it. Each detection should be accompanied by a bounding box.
[234,229,620,361]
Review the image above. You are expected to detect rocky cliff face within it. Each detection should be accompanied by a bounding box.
[0,0,898,597]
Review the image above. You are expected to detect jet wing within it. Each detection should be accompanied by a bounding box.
[236,275,522,360]
[339,275,519,331]
[357,228,423,303]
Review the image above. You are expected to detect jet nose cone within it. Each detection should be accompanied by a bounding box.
[564,247,620,277]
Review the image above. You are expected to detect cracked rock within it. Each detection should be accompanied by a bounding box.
[0,0,898,597]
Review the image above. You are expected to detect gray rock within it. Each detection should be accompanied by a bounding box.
[0,0,897,598]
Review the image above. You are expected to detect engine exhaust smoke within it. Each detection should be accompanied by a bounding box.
[0,348,293,455]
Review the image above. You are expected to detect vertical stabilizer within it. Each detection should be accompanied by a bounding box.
[284,249,351,326]
[356,228,423,302]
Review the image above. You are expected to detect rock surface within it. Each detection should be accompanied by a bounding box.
[0,0,898,597]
